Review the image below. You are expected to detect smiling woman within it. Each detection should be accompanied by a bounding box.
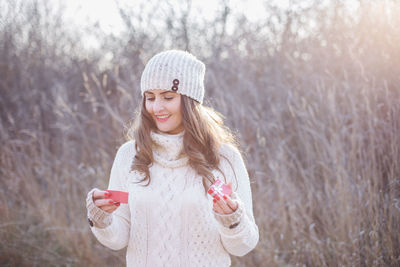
[144,90,184,134]
[85,50,259,266]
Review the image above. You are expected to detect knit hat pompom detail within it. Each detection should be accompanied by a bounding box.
[140,50,205,103]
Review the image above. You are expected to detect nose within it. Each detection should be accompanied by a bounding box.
[153,97,164,114]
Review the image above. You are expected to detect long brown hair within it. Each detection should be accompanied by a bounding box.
[127,95,239,192]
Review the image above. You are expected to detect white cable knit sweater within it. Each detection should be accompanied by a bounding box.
[89,131,259,266]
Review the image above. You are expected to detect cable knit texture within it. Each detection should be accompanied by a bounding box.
[86,188,112,228]
[213,192,245,228]
[140,50,206,103]
[89,131,259,266]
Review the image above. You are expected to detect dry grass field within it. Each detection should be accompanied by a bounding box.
[1,0,400,266]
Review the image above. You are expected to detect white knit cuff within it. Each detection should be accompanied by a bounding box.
[213,192,245,229]
[86,188,112,229]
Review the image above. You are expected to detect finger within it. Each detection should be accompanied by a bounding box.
[94,198,115,207]
[227,182,232,189]
[93,189,110,200]
[101,206,114,213]
[216,198,233,214]
[213,199,224,214]
[226,182,233,196]
[213,195,232,214]
[102,204,119,213]
[223,195,238,211]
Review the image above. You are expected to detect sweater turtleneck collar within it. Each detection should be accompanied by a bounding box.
[150,130,188,168]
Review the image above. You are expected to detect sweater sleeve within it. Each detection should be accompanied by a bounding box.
[214,144,259,257]
[90,141,135,250]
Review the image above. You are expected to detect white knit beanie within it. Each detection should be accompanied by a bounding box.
[140,50,206,104]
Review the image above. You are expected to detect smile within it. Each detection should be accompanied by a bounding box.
[155,114,170,122]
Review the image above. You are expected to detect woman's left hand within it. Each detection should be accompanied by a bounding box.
[212,182,238,215]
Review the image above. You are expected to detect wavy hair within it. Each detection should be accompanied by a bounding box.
[127,95,239,192]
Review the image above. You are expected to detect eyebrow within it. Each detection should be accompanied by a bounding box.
[145,91,175,96]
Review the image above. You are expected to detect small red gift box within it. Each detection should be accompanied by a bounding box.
[207,179,232,199]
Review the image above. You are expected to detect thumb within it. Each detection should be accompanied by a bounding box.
[226,182,233,196]
[227,181,232,189]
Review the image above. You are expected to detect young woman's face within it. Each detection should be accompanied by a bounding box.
[144,89,184,134]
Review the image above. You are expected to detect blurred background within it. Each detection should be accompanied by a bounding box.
[1,0,400,266]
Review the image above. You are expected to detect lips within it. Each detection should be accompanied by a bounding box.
[155,114,170,122]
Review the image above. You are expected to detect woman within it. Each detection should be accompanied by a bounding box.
[86,50,259,266]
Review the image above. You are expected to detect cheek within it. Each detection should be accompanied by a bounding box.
[145,101,153,115]
[172,110,182,124]
[172,98,182,117]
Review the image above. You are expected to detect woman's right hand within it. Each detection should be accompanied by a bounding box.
[92,189,120,213]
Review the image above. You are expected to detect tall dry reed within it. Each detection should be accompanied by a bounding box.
[1,0,399,266]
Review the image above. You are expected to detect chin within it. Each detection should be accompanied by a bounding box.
[154,120,183,134]
[156,125,174,133]
[159,127,183,134]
